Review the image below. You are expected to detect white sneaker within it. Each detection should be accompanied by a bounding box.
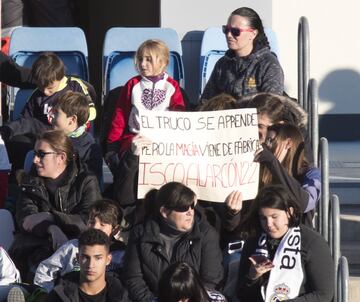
[7,287,25,302]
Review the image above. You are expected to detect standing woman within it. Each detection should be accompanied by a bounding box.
[11,130,101,280]
[201,7,284,101]
[237,185,334,302]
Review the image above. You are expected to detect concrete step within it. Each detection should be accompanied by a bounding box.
[349,276,360,302]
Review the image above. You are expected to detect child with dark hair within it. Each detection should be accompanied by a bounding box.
[45,228,129,302]
[23,52,96,126]
[158,262,226,302]
[34,199,125,293]
[52,91,102,182]
[0,52,96,171]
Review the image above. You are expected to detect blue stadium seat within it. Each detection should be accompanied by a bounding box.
[8,27,89,120]
[102,27,184,103]
[24,150,34,173]
[199,27,280,94]
[0,209,15,251]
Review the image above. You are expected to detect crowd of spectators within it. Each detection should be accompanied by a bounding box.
[0,5,334,302]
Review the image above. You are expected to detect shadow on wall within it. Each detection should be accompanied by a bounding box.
[181,31,204,108]
[318,69,360,140]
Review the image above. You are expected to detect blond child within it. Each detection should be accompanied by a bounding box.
[106,39,185,170]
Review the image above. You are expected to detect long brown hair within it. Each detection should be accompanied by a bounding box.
[261,123,308,185]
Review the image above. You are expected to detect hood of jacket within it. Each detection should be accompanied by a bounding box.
[53,271,128,302]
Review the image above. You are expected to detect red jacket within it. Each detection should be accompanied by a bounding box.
[107,73,185,154]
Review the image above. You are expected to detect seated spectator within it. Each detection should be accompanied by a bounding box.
[239,92,313,163]
[105,39,185,178]
[0,52,96,171]
[51,91,102,182]
[257,123,320,220]
[200,7,283,102]
[158,262,227,302]
[34,199,125,293]
[10,130,101,281]
[237,185,334,302]
[123,182,223,302]
[45,228,129,302]
[0,134,11,208]
[0,247,21,301]
[225,124,320,234]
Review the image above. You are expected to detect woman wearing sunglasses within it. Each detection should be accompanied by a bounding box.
[237,185,334,302]
[123,181,224,302]
[201,7,284,102]
[10,130,101,280]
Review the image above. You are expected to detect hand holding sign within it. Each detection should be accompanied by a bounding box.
[131,134,152,156]
[225,191,243,214]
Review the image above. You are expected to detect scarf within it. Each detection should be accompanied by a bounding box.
[253,227,303,301]
[68,125,87,138]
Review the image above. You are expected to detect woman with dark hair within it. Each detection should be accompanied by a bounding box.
[10,130,101,280]
[201,7,284,101]
[257,123,320,223]
[123,182,224,302]
[237,185,334,302]
[158,262,226,302]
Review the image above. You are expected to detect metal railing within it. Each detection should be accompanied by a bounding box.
[298,16,310,111]
[308,78,319,165]
[317,137,329,241]
[329,194,341,302]
[337,256,349,302]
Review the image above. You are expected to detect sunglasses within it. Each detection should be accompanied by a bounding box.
[169,202,196,213]
[222,25,254,37]
[34,150,58,159]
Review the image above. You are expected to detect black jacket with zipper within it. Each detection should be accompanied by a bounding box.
[123,212,224,302]
[16,157,101,238]
[46,271,129,302]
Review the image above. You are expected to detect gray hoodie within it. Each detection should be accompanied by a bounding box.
[201,47,284,101]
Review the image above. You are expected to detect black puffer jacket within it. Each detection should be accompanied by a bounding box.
[16,157,101,238]
[123,213,224,302]
[201,47,284,101]
[70,132,102,184]
[46,271,129,302]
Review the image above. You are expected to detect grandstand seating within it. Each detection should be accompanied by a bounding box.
[102,27,184,103]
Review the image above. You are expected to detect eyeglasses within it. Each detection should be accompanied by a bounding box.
[34,150,58,159]
[169,202,196,213]
[222,25,254,37]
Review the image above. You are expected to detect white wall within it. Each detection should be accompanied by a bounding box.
[162,0,360,114]
[161,0,273,35]
[272,0,360,114]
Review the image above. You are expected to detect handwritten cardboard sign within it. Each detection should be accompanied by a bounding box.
[137,108,259,202]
